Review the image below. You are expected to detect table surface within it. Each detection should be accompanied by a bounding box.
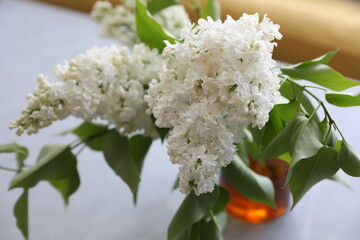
[1,1,360,240]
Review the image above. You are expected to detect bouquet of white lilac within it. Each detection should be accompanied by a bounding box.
[2,0,360,239]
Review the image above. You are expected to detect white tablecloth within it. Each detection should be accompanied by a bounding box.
[1,1,360,239]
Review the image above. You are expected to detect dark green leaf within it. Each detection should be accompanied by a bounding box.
[136,0,177,52]
[278,100,299,122]
[168,187,219,240]
[222,155,275,208]
[325,91,360,107]
[281,63,360,91]
[72,122,109,151]
[200,0,221,20]
[261,114,306,160]
[14,189,28,240]
[199,218,222,240]
[0,143,28,169]
[128,135,152,172]
[211,187,230,215]
[289,146,339,208]
[147,0,179,15]
[103,131,141,203]
[49,170,80,205]
[10,144,78,189]
[151,115,170,142]
[338,141,360,177]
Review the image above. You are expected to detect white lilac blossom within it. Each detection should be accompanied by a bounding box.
[145,14,282,195]
[91,1,190,46]
[10,44,163,138]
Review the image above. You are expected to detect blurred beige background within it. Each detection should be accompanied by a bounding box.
[36,0,360,79]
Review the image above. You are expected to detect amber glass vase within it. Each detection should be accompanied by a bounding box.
[221,158,290,224]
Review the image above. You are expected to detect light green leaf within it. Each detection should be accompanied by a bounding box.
[147,0,179,15]
[281,63,360,91]
[168,187,219,240]
[72,122,109,151]
[136,0,176,52]
[273,95,290,105]
[222,155,276,208]
[289,146,339,208]
[328,171,352,189]
[338,141,360,177]
[10,144,78,189]
[14,189,28,240]
[102,131,140,203]
[279,80,295,100]
[299,51,338,66]
[200,0,221,20]
[325,91,360,107]
[0,143,28,169]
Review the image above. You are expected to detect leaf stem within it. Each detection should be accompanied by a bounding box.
[282,76,349,144]
[0,165,18,172]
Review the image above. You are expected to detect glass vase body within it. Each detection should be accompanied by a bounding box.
[221,158,290,224]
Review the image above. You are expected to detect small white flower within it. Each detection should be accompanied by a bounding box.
[11,44,164,138]
[146,14,282,195]
[91,1,190,46]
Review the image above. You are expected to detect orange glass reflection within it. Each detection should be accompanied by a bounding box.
[221,158,290,224]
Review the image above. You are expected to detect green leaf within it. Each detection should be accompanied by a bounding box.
[147,0,179,15]
[288,117,323,166]
[151,115,170,142]
[199,218,223,240]
[289,146,339,208]
[300,51,338,66]
[325,91,360,107]
[136,0,177,52]
[200,0,221,20]
[281,63,360,91]
[261,114,305,160]
[278,100,299,122]
[168,187,219,240]
[9,144,80,205]
[273,95,290,105]
[338,141,360,177]
[293,84,319,121]
[222,155,276,208]
[10,144,78,189]
[129,135,152,171]
[102,131,140,203]
[14,189,28,240]
[328,171,352,189]
[49,170,80,205]
[211,187,230,215]
[279,81,295,100]
[72,122,109,151]
[0,143,28,169]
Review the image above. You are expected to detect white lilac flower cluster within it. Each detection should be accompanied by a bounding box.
[145,14,282,195]
[91,0,190,46]
[10,44,162,138]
